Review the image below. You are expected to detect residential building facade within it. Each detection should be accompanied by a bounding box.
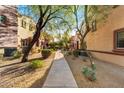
[70,31,80,50]
[0,5,17,57]
[85,6,124,66]
[18,14,41,53]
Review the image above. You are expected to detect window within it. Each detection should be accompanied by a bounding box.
[21,19,26,28]
[29,24,33,31]
[114,29,124,51]
[0,15,6,24]
[91,20,97,32]
[21,39,28,47]
[116,31,124,48]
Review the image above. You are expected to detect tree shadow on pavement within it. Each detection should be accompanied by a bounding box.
[29,61,53,88]
[0,57,44,86]
[0,57,43,68]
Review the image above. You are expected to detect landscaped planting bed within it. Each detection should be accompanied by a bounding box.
[65,55,124,88]
[0,52,55,88]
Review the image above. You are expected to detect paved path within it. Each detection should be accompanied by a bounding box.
[43,50,78,88]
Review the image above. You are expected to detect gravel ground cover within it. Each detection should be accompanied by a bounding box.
[0,53,55,88]
[65,55,124,88]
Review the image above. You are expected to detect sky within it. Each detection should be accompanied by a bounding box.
[17,5,84,36]
[18,5,39,22]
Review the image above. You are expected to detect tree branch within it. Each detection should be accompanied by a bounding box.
[42,5,51,17]
[48,16,72,30]
[40,12,51,29]
[49,6,65,16]
[38,6,43,16]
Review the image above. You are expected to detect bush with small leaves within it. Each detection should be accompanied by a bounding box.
[12,51,21,59]
[30,60,44,69]
[82,66,96,81]
[92,64,96,70]
[41,49,52,59]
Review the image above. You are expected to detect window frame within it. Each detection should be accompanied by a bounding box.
[113,28,124,52]
[21,19,26,28]
[0,15,7,24]
[29,24,33,31]
[91,20,97,32]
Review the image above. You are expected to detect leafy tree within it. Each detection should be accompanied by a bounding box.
[65,5,113,66]
[20,5,113,62]
[61,29,71,49]
[21,5,73,62]
[40,31,54,43]
[68,5,112,49]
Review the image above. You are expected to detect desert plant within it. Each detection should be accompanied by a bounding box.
[82,66,96,81]
[12,51,21,59]
[91,64,96,70]
[41,49,52,58]
[30,60,44,69]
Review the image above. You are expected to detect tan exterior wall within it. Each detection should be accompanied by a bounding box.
[17,15,35,48]
[0,5,17,48]
[85,6,124,66]
[0,48,4,54]
[92,52,124,66]
[17,15,41,53]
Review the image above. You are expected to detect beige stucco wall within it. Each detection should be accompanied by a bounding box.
[0,48,4,54]
[17,15,36,47]
[85,6,124,66]
[92,52,124,66]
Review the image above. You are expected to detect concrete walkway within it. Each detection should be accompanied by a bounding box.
[43,50,78,88]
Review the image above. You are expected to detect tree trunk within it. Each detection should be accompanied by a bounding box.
[21,11,44,62]
[21,30,41,62]
[79,36,86,50]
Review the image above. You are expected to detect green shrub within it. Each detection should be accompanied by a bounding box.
[82,66,96,81]
[50,49,55,52]
[92,64,96,70]
[41,49,52,58]
[12,51,21,59]
[30,60,44,69]
[73,50,80,57]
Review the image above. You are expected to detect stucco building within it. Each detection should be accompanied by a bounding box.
[18,14,41,53]
[85,6,124,66]
[0,5,17,48]
[70,31,80,50]
[0,5,17,57]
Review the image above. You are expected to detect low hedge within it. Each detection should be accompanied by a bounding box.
[41,49,52,59]
[30,60,44,69]
[12,51,21,59]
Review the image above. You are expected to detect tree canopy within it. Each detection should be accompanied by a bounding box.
[18,5,114,62]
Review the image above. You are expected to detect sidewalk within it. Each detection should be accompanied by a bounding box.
[43,50,78,88]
